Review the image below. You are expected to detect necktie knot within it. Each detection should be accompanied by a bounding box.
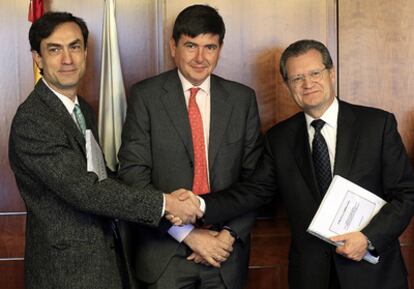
[189,87,200,100]
[311,119,325,132]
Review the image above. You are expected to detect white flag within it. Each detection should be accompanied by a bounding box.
[98,0,126,171]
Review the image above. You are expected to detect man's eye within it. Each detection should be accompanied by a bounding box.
[48,47,61,54]
[310,71,321,77]
[292,76,303,84]
[70,44,82,51]
[206,45,217,50]
[185,43,195,49]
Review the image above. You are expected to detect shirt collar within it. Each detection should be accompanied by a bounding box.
[42,78,79,115]
[305,97,339,129]
[177,69,211,94]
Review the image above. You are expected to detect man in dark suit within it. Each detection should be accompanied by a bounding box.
[8,12,201,289]
[118,5,263,289]
[200,39,414,289]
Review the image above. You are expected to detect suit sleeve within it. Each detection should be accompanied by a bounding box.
[118,86,157,190]
[362,113,414,253]
[9,107,163,227]
[203,135,277,226]
[220,91,263,244]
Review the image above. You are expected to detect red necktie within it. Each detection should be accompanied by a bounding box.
[188,87,209,195]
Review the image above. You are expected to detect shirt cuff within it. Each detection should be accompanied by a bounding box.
[198,196,206,213]
[168,224,195,242]
[161,194,166,216]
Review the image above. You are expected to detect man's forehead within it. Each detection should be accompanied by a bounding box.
[179,33,220,43]
[41,22,84,46]
[287,50,324,71]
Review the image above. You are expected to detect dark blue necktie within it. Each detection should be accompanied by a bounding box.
[311,119,332,195]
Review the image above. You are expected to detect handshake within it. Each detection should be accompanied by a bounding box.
[164,189,203,225]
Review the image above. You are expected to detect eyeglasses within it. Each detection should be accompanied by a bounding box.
[288,68,327,87]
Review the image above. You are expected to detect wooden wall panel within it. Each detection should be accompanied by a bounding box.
[0,0,32,212]
[338,0,414,158]
[0,215,26,258]
[0,261,24,289]
[246,266,288,289]
[402,246,414,289]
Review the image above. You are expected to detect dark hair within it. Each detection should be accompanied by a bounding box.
[29,11,89,54]
[279,39,333,82]
[172,5,225,45]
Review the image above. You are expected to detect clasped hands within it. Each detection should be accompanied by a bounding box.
[164,189,235,267]
[164,189,203,225]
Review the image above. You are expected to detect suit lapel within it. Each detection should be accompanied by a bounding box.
[160,70,194,160]
[208,76,232,169]
[292,113,321,202]
[36,81,87,156]
[334,101,359,177]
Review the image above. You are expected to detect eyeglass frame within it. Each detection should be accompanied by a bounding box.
[287,67,328,87]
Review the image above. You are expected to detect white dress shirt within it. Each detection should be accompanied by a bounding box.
[42,79,81,124]
[305,97,339,173]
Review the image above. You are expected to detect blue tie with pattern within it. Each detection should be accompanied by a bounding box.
[311,119,332,195]
[73,104,86,135]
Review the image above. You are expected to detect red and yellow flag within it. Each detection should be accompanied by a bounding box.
[28,0,44,83]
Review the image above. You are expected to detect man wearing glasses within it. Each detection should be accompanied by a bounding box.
[200,39,414,289]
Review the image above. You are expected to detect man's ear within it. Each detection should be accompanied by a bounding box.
[282,79,290,91]
[32,51,43,70]
[169,38,177,58]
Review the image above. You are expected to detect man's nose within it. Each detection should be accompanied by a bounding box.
[61,49,73,64]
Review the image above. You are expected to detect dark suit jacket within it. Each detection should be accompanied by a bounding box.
[203,100,414,289]
[8,81,164,289]
[118,69,263,289]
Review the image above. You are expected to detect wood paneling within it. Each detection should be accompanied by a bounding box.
[0,0,32,212]
[402,246,414,289]
[338,0,414,159]
[0,261,24,289]
[0,215,26,258]
[247,214,290,289]
[246,266,288,289]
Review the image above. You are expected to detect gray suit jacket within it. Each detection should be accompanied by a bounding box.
[203,100,414,289]
[9,80,164,289]
[118,69,263,289]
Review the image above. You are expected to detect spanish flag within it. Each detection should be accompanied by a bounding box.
[28,0,44,83]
